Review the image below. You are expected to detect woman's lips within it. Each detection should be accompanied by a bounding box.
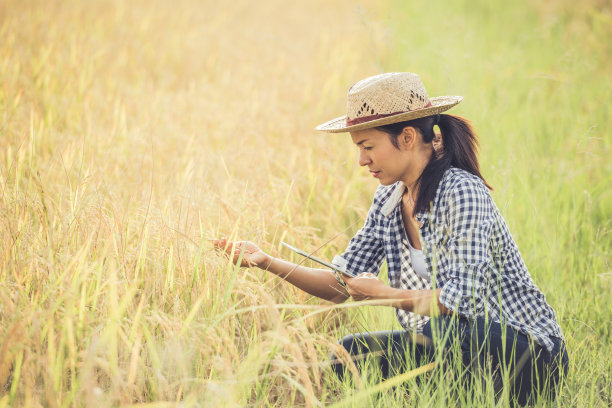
[370,170,381,178]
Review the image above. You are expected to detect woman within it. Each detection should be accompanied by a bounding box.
[214,72,568,405]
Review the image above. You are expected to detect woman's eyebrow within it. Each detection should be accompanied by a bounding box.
[356,139,370,146]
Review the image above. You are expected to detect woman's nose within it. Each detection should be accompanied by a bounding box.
[358,151,371,166]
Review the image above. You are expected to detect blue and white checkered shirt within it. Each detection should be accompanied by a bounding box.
[332,167,564,352]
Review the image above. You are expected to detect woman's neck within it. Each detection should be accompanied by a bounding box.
[401,147,433,192]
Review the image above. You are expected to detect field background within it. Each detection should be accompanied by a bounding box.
[0,0,610,406]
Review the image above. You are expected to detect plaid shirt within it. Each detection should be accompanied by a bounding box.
[332,167,564,352]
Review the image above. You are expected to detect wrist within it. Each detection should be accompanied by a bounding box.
[258,254,274,270]
[388,287,414,309]
[374,285,399,302]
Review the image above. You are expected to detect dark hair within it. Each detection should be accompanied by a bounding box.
[377,114,492,216]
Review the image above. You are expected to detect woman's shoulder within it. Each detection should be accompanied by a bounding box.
[442,167,489,194]
[437,167,492,209]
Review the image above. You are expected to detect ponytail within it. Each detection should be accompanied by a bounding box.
[377,114,491,216]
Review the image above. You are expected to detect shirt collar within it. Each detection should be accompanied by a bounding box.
[380,181,433,222]
[381,182,405,217]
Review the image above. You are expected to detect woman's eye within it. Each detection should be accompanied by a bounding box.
[364,146,373,151]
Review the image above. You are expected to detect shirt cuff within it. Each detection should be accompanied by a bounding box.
[439,282,480,317]
[331,255,349,274]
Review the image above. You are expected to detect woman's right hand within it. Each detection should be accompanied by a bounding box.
[213,238,271,268]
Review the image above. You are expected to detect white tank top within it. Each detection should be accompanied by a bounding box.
[406,239,429,281]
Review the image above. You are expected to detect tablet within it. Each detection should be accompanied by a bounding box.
[281,241,356,278]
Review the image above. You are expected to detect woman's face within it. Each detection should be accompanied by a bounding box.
[350,128,413,186]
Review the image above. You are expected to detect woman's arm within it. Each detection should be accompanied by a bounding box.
[262,256,350,303]
[437,178,496,316]
[343,272,451,316]
[214,239,350,303]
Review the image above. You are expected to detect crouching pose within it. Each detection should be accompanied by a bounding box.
[215,73,568,406]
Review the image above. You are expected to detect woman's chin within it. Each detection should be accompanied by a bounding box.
[378,178,395,186]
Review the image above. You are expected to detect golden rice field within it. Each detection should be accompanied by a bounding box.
[0,0,610,406]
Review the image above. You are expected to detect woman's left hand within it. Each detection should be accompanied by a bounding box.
[343,273,448,316]
[342,272,392,302]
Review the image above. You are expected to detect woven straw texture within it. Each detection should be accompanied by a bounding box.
[316,72,462,133]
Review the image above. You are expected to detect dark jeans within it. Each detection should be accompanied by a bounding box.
[331,316,569,406]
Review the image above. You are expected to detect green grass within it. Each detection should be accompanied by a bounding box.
[0,0,610,406]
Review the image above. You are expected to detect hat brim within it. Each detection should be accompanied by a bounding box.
[315,96,463,133]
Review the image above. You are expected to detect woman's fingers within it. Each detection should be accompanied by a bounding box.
[213,239,241,251]
[213,239,262,267]
[213,238,240,257]
[343,272,386,302]
[212,238,229,250]
[232,243,248,260]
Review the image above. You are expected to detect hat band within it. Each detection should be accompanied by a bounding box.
[345,101,432,126]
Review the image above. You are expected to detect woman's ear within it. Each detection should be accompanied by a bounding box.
[398,126,417,150]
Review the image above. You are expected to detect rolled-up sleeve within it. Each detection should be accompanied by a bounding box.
[332,189,386,276]
[438,179,495,316]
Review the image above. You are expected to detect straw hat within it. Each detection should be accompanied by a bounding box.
[316,72,462,133]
